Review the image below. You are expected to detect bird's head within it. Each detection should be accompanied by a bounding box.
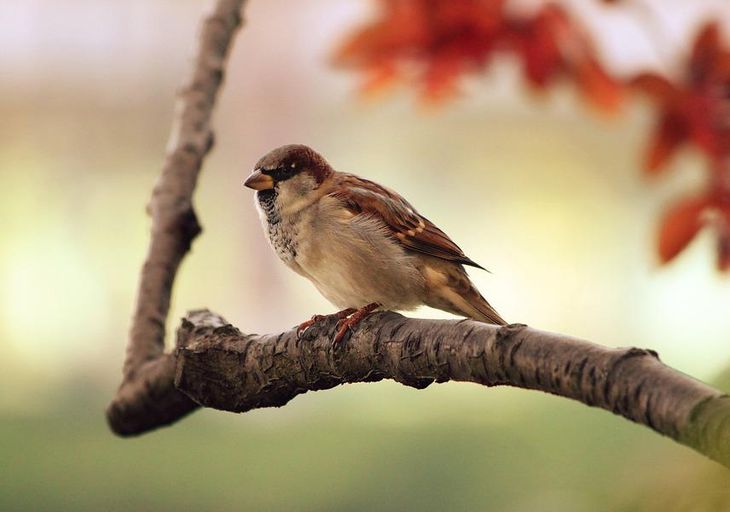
[244,145,332,205]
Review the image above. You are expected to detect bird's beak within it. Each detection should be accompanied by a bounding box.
[244,169,274,191]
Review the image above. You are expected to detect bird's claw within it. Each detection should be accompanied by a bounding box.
[333,320,351,345]
[296,314,327,339]
[296,308,357,340]
[331,303,380,346]
[297,304,380,344]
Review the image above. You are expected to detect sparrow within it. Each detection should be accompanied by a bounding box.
[244,144,506,342]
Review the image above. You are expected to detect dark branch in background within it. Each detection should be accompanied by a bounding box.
[106,0,247,434]
[106,0,730,471]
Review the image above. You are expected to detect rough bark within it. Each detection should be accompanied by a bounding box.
[106,0,730,472]
[110,308,730,469]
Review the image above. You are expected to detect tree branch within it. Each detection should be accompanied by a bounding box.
[106,0,730,472]
[106,0,247,432]
[111,309,730,469]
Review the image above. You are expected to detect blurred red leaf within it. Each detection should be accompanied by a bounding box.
[691,23,725,85]
[718,227,730,271]
[512,6,561,88]
[335,0,506,99]
[637,24,730,267]
[573,58,623,113]
[636,22,730,172]
[630,73,675,101]
[526,4,622,113]
[717,204,730,270]
[335,0,622,110]
[337,2,730,270]
[657,196,710,263]
[360,63,399,97]
[645,108,689,174]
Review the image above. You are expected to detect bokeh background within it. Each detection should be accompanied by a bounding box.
[2,0,729,510]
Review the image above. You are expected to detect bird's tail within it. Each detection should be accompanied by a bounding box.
[423,262,508,326]
[461,289,508,326]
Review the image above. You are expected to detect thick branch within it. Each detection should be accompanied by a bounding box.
[107,0,246,433]
[114,309,730,468]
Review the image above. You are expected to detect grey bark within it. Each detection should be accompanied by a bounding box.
[110,308,730,469]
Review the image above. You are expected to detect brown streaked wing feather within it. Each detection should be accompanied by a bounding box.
[328,173,486,270]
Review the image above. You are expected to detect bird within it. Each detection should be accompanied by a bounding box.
[244,144,506,343]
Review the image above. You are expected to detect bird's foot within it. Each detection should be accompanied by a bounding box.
[296,308,357,339]
[333,303,380,345]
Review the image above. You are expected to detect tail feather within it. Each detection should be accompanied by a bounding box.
[422,261,508,326]
[462,290,508,326]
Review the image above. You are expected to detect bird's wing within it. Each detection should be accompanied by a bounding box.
[327,173,486,270]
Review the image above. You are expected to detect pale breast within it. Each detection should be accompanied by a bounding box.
[257,192,427,311]
[293,196,426,311]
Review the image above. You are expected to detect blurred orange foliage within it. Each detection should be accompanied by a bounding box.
[335,0,622,111]
[633,23,730,269]
[336,0,730,270]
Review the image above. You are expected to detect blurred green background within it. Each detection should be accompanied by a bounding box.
[2,0,729,510]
